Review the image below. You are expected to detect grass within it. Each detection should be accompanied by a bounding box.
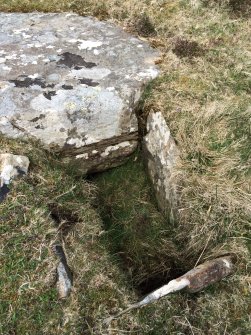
[0,137,141,334]
[0,0,251,334]
[1,139,249,335]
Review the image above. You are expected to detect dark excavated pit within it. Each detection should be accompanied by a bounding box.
[135,266,185,296]
[87,150,186,296]
[116,249,186,296]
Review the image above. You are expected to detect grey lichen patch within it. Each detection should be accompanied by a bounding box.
[67,127,78,138]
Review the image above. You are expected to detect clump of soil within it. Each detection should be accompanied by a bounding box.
[229,0,251,16]
[48,203,79,236]
[132,13,157,37]
[203,0,251,17]
[172,38,205,58]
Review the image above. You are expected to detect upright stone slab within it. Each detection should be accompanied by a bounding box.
[0,13,159,173]
[143,112,180,221]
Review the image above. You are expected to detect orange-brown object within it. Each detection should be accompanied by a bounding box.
[183,256,234,293]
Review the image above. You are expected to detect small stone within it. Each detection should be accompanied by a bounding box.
[0,153,29,186]
[57,261,72,299]
[54,244,73,299]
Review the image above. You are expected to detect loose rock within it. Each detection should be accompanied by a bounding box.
[54,244,73,299]
[0,153,29,185]
[0,153,29,202]
[57,262,73,299]
[0,13,160,174]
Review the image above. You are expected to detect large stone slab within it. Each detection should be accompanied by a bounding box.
[0,13,160,173]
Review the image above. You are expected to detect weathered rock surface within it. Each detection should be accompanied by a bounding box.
[143,112,180,221]
[0,13,160,173]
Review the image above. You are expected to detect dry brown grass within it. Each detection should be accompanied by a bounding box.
[203,0,251,17]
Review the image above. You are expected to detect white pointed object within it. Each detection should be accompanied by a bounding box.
[138,278,190,307]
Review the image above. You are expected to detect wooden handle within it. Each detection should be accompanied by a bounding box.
[183,256,234,293]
